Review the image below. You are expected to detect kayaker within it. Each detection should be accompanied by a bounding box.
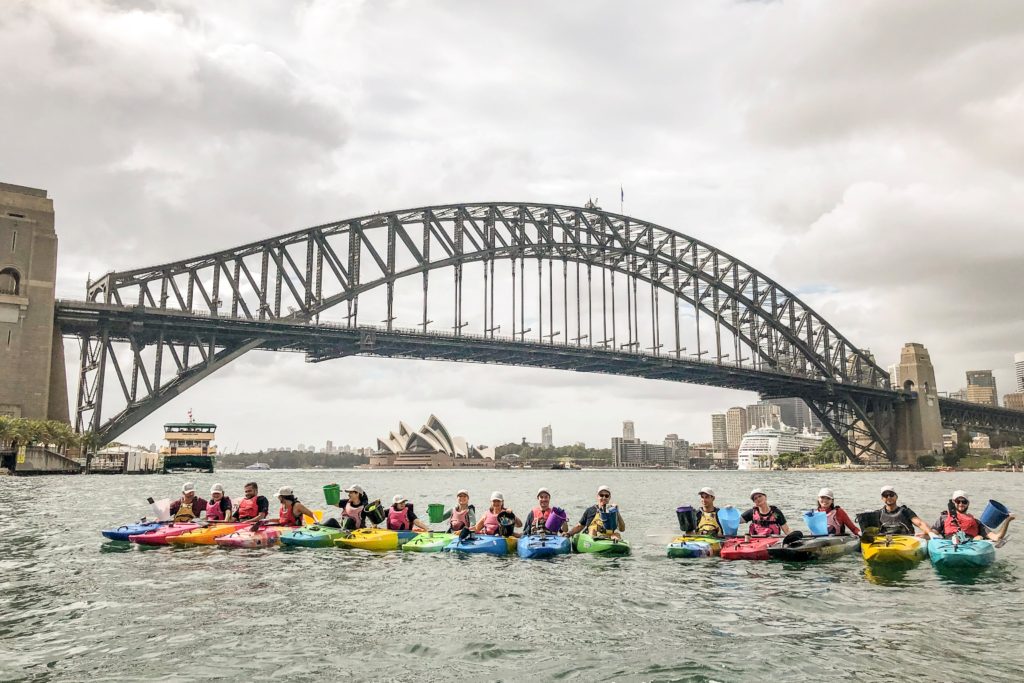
[816,487,859,536]
[169,482,208,522]
[386,495,430,531]
[741,489,791,536]
[235,481,269,522]
[472,492,522,537]
[692,487,725,537]
[442,489,476,533]
[205,483,233,522]
[930,490,1015,542]
[522,488,568,535]
[276,487,318,527]
[321,484,370,529]
[567,485,625,539]
[873,485,934,537]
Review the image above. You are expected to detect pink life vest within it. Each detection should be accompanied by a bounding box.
[531,506,551,533]
[943,512,981,537]
[388,505,411,530]
[279,503,299,526]
[749,507,782,536]
[207,498,226,521]
[449,507,470,531]
[343,502,364,529]
[819,506,840,535]
[237,496,259,520]
[481,508,503,535]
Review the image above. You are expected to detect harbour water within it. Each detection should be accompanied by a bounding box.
[2,469,1022,682]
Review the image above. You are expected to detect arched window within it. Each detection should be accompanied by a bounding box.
[903,379,915,392]
[0,267,20,295]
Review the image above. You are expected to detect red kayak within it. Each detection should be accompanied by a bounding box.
[129,522,199,545]
[720,536,781,561]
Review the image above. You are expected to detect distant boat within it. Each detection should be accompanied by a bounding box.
[245,462,271,470]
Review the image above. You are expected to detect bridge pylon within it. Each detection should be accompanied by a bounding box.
[893,342,944,463]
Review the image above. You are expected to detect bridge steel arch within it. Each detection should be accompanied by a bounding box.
[71,203,898,461]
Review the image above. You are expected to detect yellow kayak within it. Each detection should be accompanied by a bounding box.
[334,528,406,552]
[861,534,927,564]
[168,522,248,546]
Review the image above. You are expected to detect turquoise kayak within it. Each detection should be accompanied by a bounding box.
[517,534,570,559]
[574,533,631,556]
[928,538,996,569]
[443,534,512,555]
[280,525,344,548]
[403,532,456,553]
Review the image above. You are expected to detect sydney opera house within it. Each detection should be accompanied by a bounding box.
[369,415,496,469]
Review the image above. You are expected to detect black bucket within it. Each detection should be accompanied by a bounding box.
[855,510,880,531]
[365,501,386,525]
[676,506,697,533]
[497,511,517,537]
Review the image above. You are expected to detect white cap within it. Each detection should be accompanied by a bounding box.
[818,488,834,499]
[880,485,897,496]
[490,491,504,502]
[276,486,293,497]
[210,483,224,494]
[699,487,715,497]
[182,482,195,494]
[537,487,550,497]
[392,494,407,505]
[597,484,611,495]
[456,489,469,497]
[346,485,365,495]
[750,488,766,500]
[952,490,969,501]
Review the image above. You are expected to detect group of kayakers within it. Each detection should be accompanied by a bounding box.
[163,480,1014,543]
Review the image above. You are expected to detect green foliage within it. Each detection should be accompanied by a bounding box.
[942,449,961,467]
[916,454,937,469]
[0,416,80,452]
[493,442,613,465]
[217,450,369,469]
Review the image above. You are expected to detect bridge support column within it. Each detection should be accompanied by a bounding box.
[893,342,944,464]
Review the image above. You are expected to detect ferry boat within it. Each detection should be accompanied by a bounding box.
[159,414,217,473]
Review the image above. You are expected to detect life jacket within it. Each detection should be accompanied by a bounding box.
[173,498,196,522]
[941,511,980,538]
[749,507,781,536]
[820,505,842,535]
[879,506,913,535]
[279,502,299,526]
[531,506,552,533]
[237,496,260,520]
[206,498,226,521]
[388,505,411,531]
[449,506,471,531]
[695,508,722,536]
[481,508,503,535]
[587,506,616,537]
[343,502,365,529]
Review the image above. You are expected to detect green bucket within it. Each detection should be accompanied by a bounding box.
[323,484,341,506]
[427,503,445,524]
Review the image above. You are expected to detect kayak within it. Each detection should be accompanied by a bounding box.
[574,533,631,556]
[667,535,723,559]
[443,534,514,556]
[280,525,345,548]
[720,536,780,561]
[129,523,199,545]
[517,534,571,559]
[928,538,996,569]
[215,525,287,549]
[335,528,403,552]
[767,535,859,562]
[102,521,164,542]
[402,532,456,553]
[168,522,248,546]
[861,534,927,564]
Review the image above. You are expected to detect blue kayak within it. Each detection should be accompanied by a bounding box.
[517,534,570,559]
[102,521,163,542]
[928,538,996,569]
[443,534,511,556]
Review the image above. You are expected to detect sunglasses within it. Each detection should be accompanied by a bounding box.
[598,493,611,498]
[882,492,897,498]
[954,499,969,504]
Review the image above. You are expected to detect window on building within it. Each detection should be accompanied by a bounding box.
[0,268,20,295]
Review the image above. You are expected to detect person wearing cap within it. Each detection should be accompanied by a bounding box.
[472,491,522,537]
[386,495,430,531]
[522,488,567,535]
[276,487,317,527]
[442,489,476,533]
[873,486,933,537]
[692,487,726,537]
[205,483,233,522]
[169,482,208,522]
[567,485,625,539]
[741,489,790,536]
[815,488,859,536]
[930,490,1015,541]
[235,481,270,522]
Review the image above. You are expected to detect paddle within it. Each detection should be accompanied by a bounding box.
[782,530,804,547]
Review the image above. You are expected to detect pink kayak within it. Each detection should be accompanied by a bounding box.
[129,522,200,545]
[215,525,289,548]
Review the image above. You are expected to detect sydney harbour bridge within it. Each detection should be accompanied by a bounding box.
[45,202,1024,463]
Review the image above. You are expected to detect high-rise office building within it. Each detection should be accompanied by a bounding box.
[966,370,998,407]
[541,425,553,449]
[746,402,782,430]
[763,397,817,431]
[888,364,902,388]
[623,421,635,440]
[725,407,748,449]
[1016,352,1024,393]
[1004,393,1024,412]
[711,414,728,453]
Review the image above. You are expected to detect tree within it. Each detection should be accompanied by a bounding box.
[916,454,937,469]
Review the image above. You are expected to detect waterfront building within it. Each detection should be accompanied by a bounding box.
[711,414,727,453]
[541,425,553,449]
[663,433,689,463]
[725,407,748,450]
[623,420,635,440]
[966,370,998,406]
[746,402,782,430]
[736,426,824,470]
[763,397,819,432]
[1016,352,1024,393]
[970,434,992,450]
[370,415,494,468]
[942,431,957,450]
[1004,393,1024,412]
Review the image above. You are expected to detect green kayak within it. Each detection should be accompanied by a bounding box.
[574,533,631,556]
[280,525,344,548]
[402,532,456,553]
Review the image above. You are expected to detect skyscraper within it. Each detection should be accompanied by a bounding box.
[725,407,748,449]
[1016,352,1024,393]
[541,425,553,449]
[711,414,728,453]
[763,397,815,431]
[966,370,998,407]
[746,402,781,430]
[888,364,902,388]
[623,421,635,440]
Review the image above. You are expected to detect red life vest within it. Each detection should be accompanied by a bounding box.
[942,511,981,538]
[531,506,551,533]
[749,507,781,536]
[207,498,226,521]
[388,505,411,530]
[279,503,299,526]
[237,496,259,520]
[481,508,502,535]
[449,507,470,531]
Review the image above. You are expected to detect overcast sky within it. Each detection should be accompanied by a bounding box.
[3,1,1022,451]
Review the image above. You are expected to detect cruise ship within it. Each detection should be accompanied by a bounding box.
[737,426,823,470]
